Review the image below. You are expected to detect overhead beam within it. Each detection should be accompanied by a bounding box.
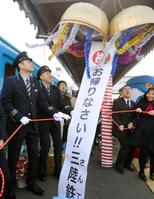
[31,0,78,4]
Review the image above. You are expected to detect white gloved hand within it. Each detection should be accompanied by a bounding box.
[20,116,30,125]
[0,139,4,146]
[0,139,3,150]
[53,113,63,121]
[70,110,74,116]
[119,125,124,131]
[58,112,71,120]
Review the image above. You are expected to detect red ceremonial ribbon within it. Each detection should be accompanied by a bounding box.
[0,111,151,195]
[0,168,4,198]
[0,117,54,197]
[104,109,150,130]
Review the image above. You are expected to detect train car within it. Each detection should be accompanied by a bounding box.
[0,36,58,94]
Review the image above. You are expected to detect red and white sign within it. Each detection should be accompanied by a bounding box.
[92,50,111,65]
[58,33,121,199]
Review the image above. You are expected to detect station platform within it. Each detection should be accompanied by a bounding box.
[16,147,154,199]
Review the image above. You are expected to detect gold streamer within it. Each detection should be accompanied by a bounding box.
[117,24,154,55]
[49,23,70,60]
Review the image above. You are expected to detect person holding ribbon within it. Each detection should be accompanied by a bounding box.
[112,85,136,174]
[1,52,67,199]
[131,87,154,181]
[0,101,10,199]
[37,66,72,181]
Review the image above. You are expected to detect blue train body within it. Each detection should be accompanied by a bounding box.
[0,37,58,94]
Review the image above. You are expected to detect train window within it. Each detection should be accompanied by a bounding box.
[4,62,15,77]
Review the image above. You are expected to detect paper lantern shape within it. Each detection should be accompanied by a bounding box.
[110,5,154,37]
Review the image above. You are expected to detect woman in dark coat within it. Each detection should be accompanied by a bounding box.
[132,88,154,181]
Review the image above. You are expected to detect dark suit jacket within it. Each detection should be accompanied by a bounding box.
[37,84,72,132]
[112,97,135,139]
[38,84,72,117]
[1,75,57,131]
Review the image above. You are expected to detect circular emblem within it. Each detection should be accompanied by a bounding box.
[92,50,110,65]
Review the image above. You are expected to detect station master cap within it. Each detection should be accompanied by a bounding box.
[12,51,32,69]
[37,65,51,80]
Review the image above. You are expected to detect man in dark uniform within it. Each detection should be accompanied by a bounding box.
[57,80,72,150]
[112,86,135,174]
[1,52,64,199]
[37,66,72,181]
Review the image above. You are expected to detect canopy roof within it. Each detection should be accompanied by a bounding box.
[13,0,154,84]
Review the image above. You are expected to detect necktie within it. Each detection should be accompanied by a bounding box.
[126,100,130,108]
[47,87,50,96]
[25,79,31,96]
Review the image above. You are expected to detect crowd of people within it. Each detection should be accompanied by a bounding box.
[0,51,154,199]
[0,51,75,199]
[113,85,154,182]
